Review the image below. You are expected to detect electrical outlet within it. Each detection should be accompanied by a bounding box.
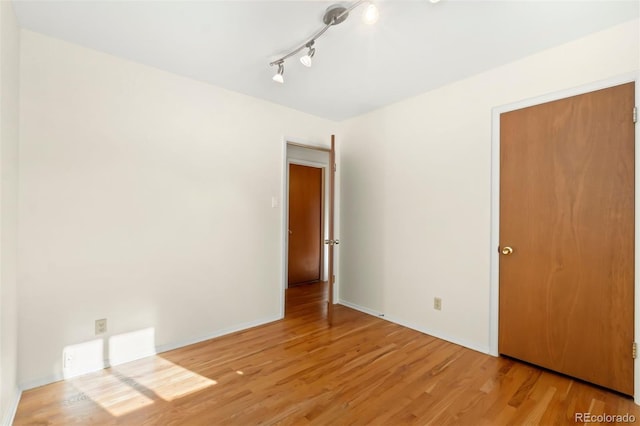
[434,297,442,311]
[95,318,107,335]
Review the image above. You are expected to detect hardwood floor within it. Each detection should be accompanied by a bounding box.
[14,282,640,425]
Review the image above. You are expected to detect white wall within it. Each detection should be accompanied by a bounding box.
[339,19,640,352]
[18,30,335,387]
[14,10,639,398]
[0,0,20,423]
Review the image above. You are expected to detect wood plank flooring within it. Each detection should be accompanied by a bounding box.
[14,282,640,425]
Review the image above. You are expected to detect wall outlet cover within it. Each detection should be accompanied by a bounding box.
[95,318,107,335]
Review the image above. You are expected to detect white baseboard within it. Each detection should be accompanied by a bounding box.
[20,373,64,393]
[338,299,384,318]
[338,299,490,355]
[1,387,22,426]
[20,314,283,392]
[155,314,282,355]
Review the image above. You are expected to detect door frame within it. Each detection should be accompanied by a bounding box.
[489,72,640,401]
[280,138,334,319]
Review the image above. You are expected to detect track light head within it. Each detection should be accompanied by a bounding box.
[272,62,284,83]
[300,42,316,67]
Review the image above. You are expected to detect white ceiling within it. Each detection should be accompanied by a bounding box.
[12,0,639,121]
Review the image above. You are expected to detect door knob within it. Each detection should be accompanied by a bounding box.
[501,246,514,255]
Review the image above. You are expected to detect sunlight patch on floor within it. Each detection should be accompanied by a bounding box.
[113,357,217,402]
[62,327,217,416]
[71,372,155,417]
[68,357,217,416]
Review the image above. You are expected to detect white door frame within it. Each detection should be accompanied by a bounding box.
[280,138,332,319]
[489,72,640,402]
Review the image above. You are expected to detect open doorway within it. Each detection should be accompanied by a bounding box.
[284,142,331,317]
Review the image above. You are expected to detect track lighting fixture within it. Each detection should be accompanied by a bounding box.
[269,1,378,83]
[272,61,284,83]
[300,42,316,68]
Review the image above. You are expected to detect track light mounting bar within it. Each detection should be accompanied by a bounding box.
[268,1,368,67]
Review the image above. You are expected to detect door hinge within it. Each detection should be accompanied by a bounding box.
[332,274,336,283]
[333,163,337,172]
[634,106,637,123]
[633,342,637,359]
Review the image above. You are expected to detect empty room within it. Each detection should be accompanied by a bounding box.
[1,0,640,424]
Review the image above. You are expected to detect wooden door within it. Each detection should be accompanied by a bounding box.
[288,164,323,286]
[499,82,635,395]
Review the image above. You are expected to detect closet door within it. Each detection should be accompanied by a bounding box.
[499,82,635,395]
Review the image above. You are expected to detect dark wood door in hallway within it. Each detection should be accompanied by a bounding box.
[288,163,323,286]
